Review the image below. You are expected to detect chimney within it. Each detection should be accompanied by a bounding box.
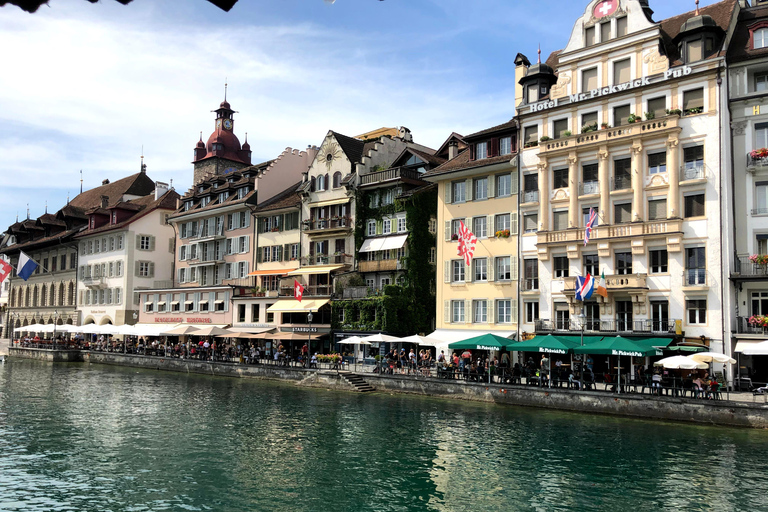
[102,179,110,185]
[448,140,458,160]
[154,181,169,200]
[514,53,531,108]
[101,195,109,208]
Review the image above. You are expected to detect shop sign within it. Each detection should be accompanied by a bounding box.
[293,327,318,333]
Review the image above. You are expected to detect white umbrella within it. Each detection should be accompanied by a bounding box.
[689,352,736,365]
[162,325,201,336]
[338,336,370,345]
[189,326,233,337]
[357,333,400,344]
[654,355,708,370]
[397,334,444,346]
[741,340,768,356]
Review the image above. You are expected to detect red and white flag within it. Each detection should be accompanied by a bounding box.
[294,280,305,302]
[457,221,478,266]
[0,259,12,283]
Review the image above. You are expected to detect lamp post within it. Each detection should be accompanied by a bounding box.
[306,311,313,369]
[53,310,58,350]
[129,311,138,354]
[574,309,587,388]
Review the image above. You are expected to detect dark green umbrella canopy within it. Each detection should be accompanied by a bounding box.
[448,333,514,351]
[508,334,581,355]
[573,336,663,357]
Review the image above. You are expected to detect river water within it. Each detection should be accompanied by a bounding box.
[0,360,766,511]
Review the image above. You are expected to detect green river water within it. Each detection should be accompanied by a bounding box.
[0,360,767,511]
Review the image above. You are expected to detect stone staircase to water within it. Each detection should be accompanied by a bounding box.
[339,371,375,393]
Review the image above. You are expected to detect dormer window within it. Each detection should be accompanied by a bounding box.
[112,212,117,224]
[90,217,95,229]
[213,183,219,189]
[616,17,627,37]
[199,186,205,193]
[476,142,488,159]
[184,201,192,211]
[237,187,249,199]
[527,84,538,103]
[212,143,223,151]
[218,192,229,203]
[201,196,211,207]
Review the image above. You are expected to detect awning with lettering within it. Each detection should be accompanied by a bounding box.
[287,265,343,276]
[247,268,294,277]
[227,327,276,334]
[311,197,350,208]
[266,299,330,313]
[359,234,408,253]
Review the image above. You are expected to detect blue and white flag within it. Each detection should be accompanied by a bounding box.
[575,274,595,301]
[17,251,39,281]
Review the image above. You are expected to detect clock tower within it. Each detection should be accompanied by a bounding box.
[192,98,253,185]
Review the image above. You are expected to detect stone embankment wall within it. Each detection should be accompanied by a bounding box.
[9,348,768,428]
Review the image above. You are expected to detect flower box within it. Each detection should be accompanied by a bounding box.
[750,149,768,160]
[749,254,768,265]
[495,229,511,238]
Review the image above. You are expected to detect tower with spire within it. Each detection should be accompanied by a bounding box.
[192,85,253,185]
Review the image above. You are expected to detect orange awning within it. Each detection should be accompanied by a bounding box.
[247,268,294,276]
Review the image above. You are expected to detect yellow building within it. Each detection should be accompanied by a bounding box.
[424,125,520,348]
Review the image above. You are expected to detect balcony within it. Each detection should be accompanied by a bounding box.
[735,316,768,335]
[187,254,225,266]
[301,254,354,266]
[302,216,353,235]
[611,175,632,191]
[680,164,708,182]
[732,257,768,280]
[522,190,539,203]
[359,166,425,187]
[682,269,708,289]
[279,284,332,297]
[81,276,105,289]
[521,278,539,292]
[191,224,225,242]
[564,273,648,292]
[579,181,599,196]
[535,318,678,335]
[358,259,402,273]
[539,116,680,156]
[538,218,683,246]
[747,151,768,172]
[751,208,768,216]
[342,286,369,299]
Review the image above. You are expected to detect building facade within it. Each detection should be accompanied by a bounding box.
[517,0,734,354]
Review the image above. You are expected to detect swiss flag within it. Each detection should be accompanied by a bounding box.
[0,259,11,283]
[294,280,305,302]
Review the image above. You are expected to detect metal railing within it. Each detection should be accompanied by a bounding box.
[611,175,632,191]
[747,152,768,169]
[681,164,707,181]
[359,166,424,186]
[735,316,768,335]
[302,216,353,232]
[536,318,678,334]
[301,254,353,266]
[751,208,768,216]
[522,278,539,291]
[683,269,708,286]
[192,224,225,240]
[579,181,599,195]
[522,190,539,203]
[279,285,332,297]
[734,256,768,277]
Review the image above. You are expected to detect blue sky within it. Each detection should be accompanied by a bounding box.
[0,0,719,226]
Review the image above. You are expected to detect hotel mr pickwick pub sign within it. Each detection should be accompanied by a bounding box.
[525,65,693,114]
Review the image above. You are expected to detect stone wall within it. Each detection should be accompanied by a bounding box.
[9,347,85,362]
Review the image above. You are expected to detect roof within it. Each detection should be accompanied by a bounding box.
[331,131,365,164]
[408,147,446,167]
[658,0,737,66]
[397,182,437,200]
[68,172,156,211]
[75,190,180,238]
[423,151,515,179]
[465,119,517,140]
[252,181,302,214]
[728,4,768,64]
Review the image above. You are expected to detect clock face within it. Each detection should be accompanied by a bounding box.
[216,119,222,129]
[223,119,233,130]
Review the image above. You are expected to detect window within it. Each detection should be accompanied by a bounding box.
[615,251,632,275]
[647,97,666,119]
[756,182,768,215]
[524,259,538,290]
[451,219,465,238]
[473,300,487,323]
[650,249,668,273]
[397,216,407,233]
[525,302,539,324]
[553,119,569,139]
[383,219,392,234]
[600,21,611,42]
[524,213,538,233]
[500,137,512,155]
[613,58,631,84]
[474,258,488,282]
[473,216,487,238]
[582,163,598,194]
[429,219,436,234]
[581,112,598,129]
[138,261,153,277]
[584,254,599,277]
[382,189,394,206]
[648,198,667,220]
[683,146,704,179]
[614,104,631,126]
[756,73,768,93]
[452,260,465,283]
[585,26,596,47]
[685,247,706,285]
[687,299,707,324]
[452,181,466,203]
[555,305,570,330]
[523,173,538,196]
[497,300,512,324]
[367,221,376,236]
[756,28,768,49]
[757,122,768,149]
[474,177,488,200]
[495,213,510,233]
[582,68,598,92]
[613,203,632,224]
[496,256,511,281]
[139,236,152,251]
[614,158,631,190]
[554,256,569,278]
[333,172,342,189]
[476,142,488,159]
[617,301,633,331]
[553,210,568,231]
[496,174,512,197]
[451,300,465,323]
[686,39,703,62]
[524,126,538,147]
[684,194,705,218]
[553,168,568,189]
[316,174,326,191]
[616,17,628,37]
[527,84,539,104]
[651,301,669,331]
[648,152,667,174]
[429,247,436,264]
[753,291,768,317]
[683,88,704,115]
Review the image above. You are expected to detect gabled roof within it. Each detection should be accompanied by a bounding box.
[423,150,515,179]
[465,119,517,140]
[252,181,302,214]
[658,0,737,66]
[728,3,768,64]
[75,190,180,238]
[331,131,365,164]
[68,172,155,211]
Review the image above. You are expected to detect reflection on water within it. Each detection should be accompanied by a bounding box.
[0,360,767,511]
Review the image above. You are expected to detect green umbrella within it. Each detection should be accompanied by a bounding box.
[508,334,582,355]
[448,333,514,351]
[573,336,663,357]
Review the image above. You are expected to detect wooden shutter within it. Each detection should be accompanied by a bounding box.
[488,300,495,324]
[488,258,495,282]
[283,244,290,261]
[488,215,495,236]
[445,221,451,242]
[445,183,452,204]
[135,235,141,249]
[465,217,472,234]
[466,259,473,283]
[149,262,155,278]
[488,176,496,198]
[490,137,499,157]
[510,171,519,195]
[465,300,472,324]
[444,261,451,283]
[511,256,519,281]
[511,299,519,325]
[465,179,473,201]
[510,213,519,235]
[134,261,140,277]
[444,300,451,324]
[257,248,262,263]
[469,144,476,161]
[149,236,156,251]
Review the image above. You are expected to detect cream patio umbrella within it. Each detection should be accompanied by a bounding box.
[189,326,234,337]
[161,325,202,336]
[654,355,708,370]
[689,352,736,399]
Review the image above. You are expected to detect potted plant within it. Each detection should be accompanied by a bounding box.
[495,229,511,238]
[749,315,768,327]
[750,148,768,159]
[749,254,768,266]
[581,122,598,133]
[666,108,682,116]
[451,234,459,241]
[563,130,572,137]
[601,122,610,129]
[685,106,704,115]
[627,113,639,124]
[271,227,280,232]
[539,136,552,142]
[644,111,655,120]
[524,141,538,148]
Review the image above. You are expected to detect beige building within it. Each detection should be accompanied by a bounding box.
[424,123,520,347]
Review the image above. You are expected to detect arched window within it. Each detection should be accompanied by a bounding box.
[317,174,325,191]
[25,288,30,308]
[10,288,15,308]
[68,282,75,306]
[310,176,316,192]
[333,172,342,189]
[50,284,56,306]
[32,286,39,307]
[41,284,47,307]
[756,28,768,49]
[58,283,65,306]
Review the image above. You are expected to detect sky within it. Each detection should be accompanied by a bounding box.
[0,0,720,227]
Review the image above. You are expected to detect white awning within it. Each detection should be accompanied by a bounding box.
[427,329,517,343]
[311,197,350,208]
[228,327,276,334]
[287,265,343,275]
[266,299,330,313]
[359,234,408,253]
[735,339,768,355]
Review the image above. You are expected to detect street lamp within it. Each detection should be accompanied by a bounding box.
[307,311,313,369]
[53,310,58,350]
[129,311,138,354]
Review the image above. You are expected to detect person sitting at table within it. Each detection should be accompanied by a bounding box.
[569,369,582,390]
[651,370,663,395]
[692,376,705,398]
[310,353,318,369]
